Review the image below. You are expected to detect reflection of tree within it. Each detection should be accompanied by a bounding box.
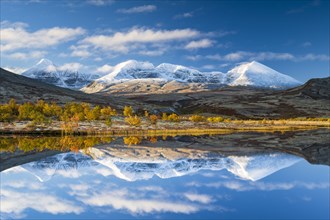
[123,136,142,146]
[149,136,158,143]
[0,134,175,153]
[0,136,114,153]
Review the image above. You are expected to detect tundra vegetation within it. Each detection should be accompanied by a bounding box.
[0,99,329,134]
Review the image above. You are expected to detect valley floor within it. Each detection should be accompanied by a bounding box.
[0,117,329,135]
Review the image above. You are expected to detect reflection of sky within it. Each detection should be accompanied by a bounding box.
[1,154,329,219]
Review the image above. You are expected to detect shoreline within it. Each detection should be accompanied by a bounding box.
[0,121,329,136]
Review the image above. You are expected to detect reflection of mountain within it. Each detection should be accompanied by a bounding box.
[20,147,301,182]
[21,152,99,182]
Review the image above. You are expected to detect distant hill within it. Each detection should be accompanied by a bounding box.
[128,77,330,118]
[282,77,330,99]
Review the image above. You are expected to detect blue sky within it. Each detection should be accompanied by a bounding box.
[0,0,329,82]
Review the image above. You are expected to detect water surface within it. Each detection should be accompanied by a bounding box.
[1,131,329,219]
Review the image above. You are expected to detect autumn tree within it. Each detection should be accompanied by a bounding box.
[18,102,36,120]
[144,110,149,117]
[162,113,168,121]
[190,115,206,122]
[168,113,180,122]
[101,106,117,118]
[123,136,142,145]
[123,106,133,117]
[0,105,13,121]
[149,114,158,125]
[125,115,141,127]
[105,117,112,127]
[207,117,224,123]
[8,99,18,115]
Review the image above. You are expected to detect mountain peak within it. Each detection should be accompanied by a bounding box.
[227,61,301,88]
[21,59,98,89]
[36,58,55,67]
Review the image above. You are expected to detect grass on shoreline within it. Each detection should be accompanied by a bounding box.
[0,118,329,136]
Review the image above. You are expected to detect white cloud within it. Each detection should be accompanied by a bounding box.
[299,53,330,61]
[86,0,114,6]
[205,51,295,62]
[302,41,312,47]
[117,5,157,14]
[184,193,213,204]
[81,27,200,53]
[70,45,91,58]
[5,50,47,60]
[58,62,85,72]
[71,50,91,58]
[185,39,213,50]
[201,65,216,70]
[139,50,165,56]
[0,21,86,52]
[252,52,295,61]
[224,51,252,61]
[186,55,202,61]
[1,20,28,29]
[174,12,194,19]
[96,64,114,73]
[203,51,329,62]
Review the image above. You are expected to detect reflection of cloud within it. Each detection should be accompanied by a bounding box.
[300,182,330,189]
[184,193,213,204]
[189,181,330,192]
[94,167,113,176]
[56,169,83,179]
[301,196,312,202]
[1,189,83,216]
[80,190,199,214]
[137,186,166,193]
[1,180,45,190]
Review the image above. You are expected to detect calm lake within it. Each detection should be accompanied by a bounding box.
[1,129,329,219]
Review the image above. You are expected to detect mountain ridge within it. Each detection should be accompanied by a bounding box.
[19,59,301,92]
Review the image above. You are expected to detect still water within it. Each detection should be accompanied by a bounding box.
[1,132,329,219]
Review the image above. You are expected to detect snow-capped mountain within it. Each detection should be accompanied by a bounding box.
[83,60,301,94]
[20,148,301,182]
[96,60,226,84]
[226,61,301,88]
[21,59,102,89]
[21,59,301,91]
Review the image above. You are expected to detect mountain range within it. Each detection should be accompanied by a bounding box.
[1,67,329,118]
[19,59,301,92]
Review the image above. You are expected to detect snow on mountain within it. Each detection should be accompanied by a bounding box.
[21,59,301,90]
[98,60,156,83]
[227,61,301,88]
[97,60,226,84]
[20,148,301,182]
[92,60,300,90]
[21,59,102,89]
